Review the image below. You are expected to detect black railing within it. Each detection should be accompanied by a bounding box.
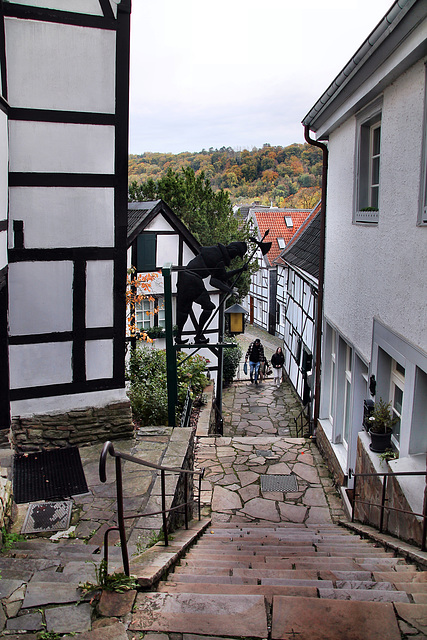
[179,386,193,428]
[99,440,205,576]
[294,405,310,437]
[348,467,427,552]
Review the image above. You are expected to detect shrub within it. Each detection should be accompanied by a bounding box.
[127,347,209,425]
[223,336,242,387]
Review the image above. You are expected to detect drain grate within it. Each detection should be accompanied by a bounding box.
[261,474,299,492]
[22,500,72,534]
[13,446,88,504]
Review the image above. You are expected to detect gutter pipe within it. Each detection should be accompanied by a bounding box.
[304,125,328,433]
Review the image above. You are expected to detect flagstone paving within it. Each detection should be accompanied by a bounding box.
[2,326,427,638]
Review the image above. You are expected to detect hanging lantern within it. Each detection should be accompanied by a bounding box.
[224,303,248,335]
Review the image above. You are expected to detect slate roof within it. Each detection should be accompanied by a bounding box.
[127,199,200,254]
[278,201,321,280]
[127,200,161,240]
[250,208,312,266]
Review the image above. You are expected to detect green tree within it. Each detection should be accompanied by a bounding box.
[129,167,256,298]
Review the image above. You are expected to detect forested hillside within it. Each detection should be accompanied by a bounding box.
[129,143,322,208]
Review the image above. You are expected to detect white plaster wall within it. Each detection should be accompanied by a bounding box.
[0,112,7,222]
[5,18,116,113]
[86,339,114,380]
[9,187,114,248]
[324,61,427,361]
[0,109,7,270]
[182,243,197,265]
[157,235,178,267]
[9,341,73,388]
[9,122,115,174]
[9,261,73,335]
[86,260,114,328]
[7,0,103,14]
[0,232,7,272]
[146,215,175,233]
[11,387,127,417]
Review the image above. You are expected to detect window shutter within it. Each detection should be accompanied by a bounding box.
[136,233,156,271]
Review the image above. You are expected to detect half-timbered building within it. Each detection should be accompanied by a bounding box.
[245,208,311,335]
[1,0,133,449]
[278,202,321,412]
[127,199,220,382]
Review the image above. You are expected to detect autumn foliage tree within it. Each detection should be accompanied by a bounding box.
[128,143,322,208]
[126,268,160,343]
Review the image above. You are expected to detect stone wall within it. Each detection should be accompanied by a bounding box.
[166,427,196,532]
[10,401,133,452]
[0,465,12,541]
[315,422,346,486]
[354,435,424,547]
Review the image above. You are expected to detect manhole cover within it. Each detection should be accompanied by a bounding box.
[261,474,299,492]
[255,450,274,457]
[22,501,73,534]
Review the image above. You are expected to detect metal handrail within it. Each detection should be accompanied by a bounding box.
[99,440,205,576]
[294,405,310,437]
[348,467,427,551]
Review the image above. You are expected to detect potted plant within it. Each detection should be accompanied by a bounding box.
[368,398,397,453]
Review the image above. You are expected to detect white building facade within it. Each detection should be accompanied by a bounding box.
[1,1,133,449]
[303,0,427,487]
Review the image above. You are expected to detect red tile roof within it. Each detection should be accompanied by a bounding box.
[274,201,322,264]
[251,208,313,265]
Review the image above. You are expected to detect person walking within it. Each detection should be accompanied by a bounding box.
[245,338,264,384]
[271,346,285,387]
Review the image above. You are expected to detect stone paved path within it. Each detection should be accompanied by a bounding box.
[197,323,346,525]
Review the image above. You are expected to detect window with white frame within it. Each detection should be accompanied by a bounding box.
[390,359,405,445]
[329,328,337,424]
[354,98,382,223]
[136,296,165,331]
[372,319,427,458]
[343,345,352,448]
[419,63,427,225]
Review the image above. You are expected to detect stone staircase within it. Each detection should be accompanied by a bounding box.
[130,521,427,640]
[0,536,106,634]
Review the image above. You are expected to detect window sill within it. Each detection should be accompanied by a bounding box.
[354,212,379,224]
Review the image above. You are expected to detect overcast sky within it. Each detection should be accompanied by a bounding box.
[129,0,393,154]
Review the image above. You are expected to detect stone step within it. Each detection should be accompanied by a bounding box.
[166,574,260,584]
[318,588,410,603]
[130,592,269,637]
[13,540,99,554]
[271,595,402,640]
[373,570,426,582]
[392,582,427,593]
[159,581,319,602]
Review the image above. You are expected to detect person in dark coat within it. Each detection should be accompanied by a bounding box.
[245,338,264,384]
[175,241,247,344]
[271,346,285,387]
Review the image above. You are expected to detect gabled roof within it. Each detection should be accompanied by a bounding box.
[127,199,200,253]
[302,1,421,137]
[250,208,312,266]
[278,201,321,280]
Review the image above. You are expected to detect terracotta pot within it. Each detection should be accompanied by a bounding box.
[369,428,393,453]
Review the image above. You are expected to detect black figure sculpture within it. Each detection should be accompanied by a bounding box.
[175,241,248,344]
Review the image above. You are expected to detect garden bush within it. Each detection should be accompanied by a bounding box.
[127,346,209,425]
[223,335,242,387]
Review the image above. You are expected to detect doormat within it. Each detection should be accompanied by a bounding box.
[13,446,88,504]
[261,474,299,492]
[21,500,72,534]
